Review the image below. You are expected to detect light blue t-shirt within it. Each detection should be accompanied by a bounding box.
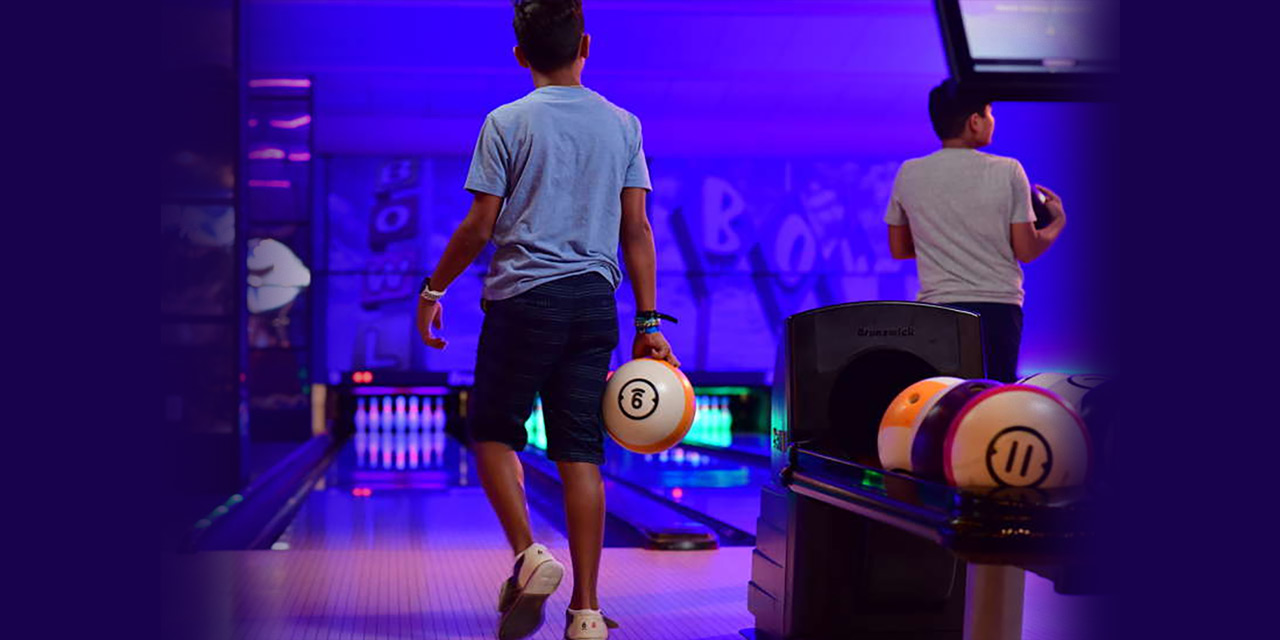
[464,85,651,301]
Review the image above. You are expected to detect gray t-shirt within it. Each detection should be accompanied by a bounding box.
[884,148,1034,306]
[465,85,651,301]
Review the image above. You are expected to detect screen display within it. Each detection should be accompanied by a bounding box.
[958,0,1111,73]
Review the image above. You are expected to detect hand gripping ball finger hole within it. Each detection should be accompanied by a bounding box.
[877,377,963,472]
[602,358,696,454]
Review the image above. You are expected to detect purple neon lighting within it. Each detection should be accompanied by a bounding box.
[248,148,286,160]
[247,149,311,162]
[352,386,449,396]
[248,179,291,189]
[269,115,312,129]
[248,78,312,88]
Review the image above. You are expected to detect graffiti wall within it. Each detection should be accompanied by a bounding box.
[322,155,917,378]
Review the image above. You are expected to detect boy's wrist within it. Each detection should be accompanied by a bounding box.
[634,310,678,334]
[419,274,446,302]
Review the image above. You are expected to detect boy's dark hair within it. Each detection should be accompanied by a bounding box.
[513,0,585,73]
[928,80,991,140]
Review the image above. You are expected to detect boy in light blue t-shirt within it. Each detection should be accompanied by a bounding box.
[414,2,680,639]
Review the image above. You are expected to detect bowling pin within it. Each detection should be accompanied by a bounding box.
[705,397,717,446]
[432,428,445,467]
[408,396,420,430]
[718,397,731,447]
[433,397,446,431]
[368,397,381,430]
[381,397,394,432]
[408,427,420,469]
[355,398,369,432]
[395,396,407,432]
[690,397,703,444]
[692,396,701,443]
[533,398,544,447]
[530,399,540,449]
[705,396,716,445]
[395,432,407,470]
[424,427,435,465]
[706,397,717,445]
[539,400,547,448]
[381,429,393,468]
[704,396,714,443]
[355,430,368,468]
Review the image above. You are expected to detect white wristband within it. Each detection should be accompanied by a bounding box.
[420,287,446,303]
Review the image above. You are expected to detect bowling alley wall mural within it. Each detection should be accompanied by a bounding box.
[323,155,915,378]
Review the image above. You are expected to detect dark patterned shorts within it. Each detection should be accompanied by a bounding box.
[467,272,619,464]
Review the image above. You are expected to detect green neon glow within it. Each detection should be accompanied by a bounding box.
[861,470,885,492]
[692,386,754,396]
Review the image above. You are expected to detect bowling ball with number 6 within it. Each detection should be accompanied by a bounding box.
[602,358,697,454]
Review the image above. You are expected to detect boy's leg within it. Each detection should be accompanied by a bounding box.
[468,294,568,553]
[975,303,1023,382]
[946,302,1024,382]
[474,441,534,554]
[556,461,605,610]
[995,304,1024,382]
[539,274,618,611]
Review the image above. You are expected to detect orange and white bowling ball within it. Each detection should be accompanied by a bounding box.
[602,358,696,454]
[944,385,1091,489]
[877,377,963,472]
[910,379,1003,480]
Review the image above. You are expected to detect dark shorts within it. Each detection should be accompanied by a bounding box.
[467,273,619,465]
[942,302,1024,383]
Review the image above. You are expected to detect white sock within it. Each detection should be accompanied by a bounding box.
[568,608,600,615]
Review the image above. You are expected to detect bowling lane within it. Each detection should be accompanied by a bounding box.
[598,440,771,536]
[523,391,774,537]
[275,428,567,550]
[288,389,773,550]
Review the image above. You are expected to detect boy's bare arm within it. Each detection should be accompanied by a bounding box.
[416,193,503,348]
[428,193,503,290]
[888,223,916,259]
[1010,185,1067,263]
[620,187,679,366]
[620,188,656,311]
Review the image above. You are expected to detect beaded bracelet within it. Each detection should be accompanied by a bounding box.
[634,310,678,334]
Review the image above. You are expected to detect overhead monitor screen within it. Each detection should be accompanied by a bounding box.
[959,0,1110,73]
[938,0,1114,99]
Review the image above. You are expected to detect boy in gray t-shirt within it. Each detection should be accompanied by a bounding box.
[413,2,679,639]
[885,80,1067,381]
